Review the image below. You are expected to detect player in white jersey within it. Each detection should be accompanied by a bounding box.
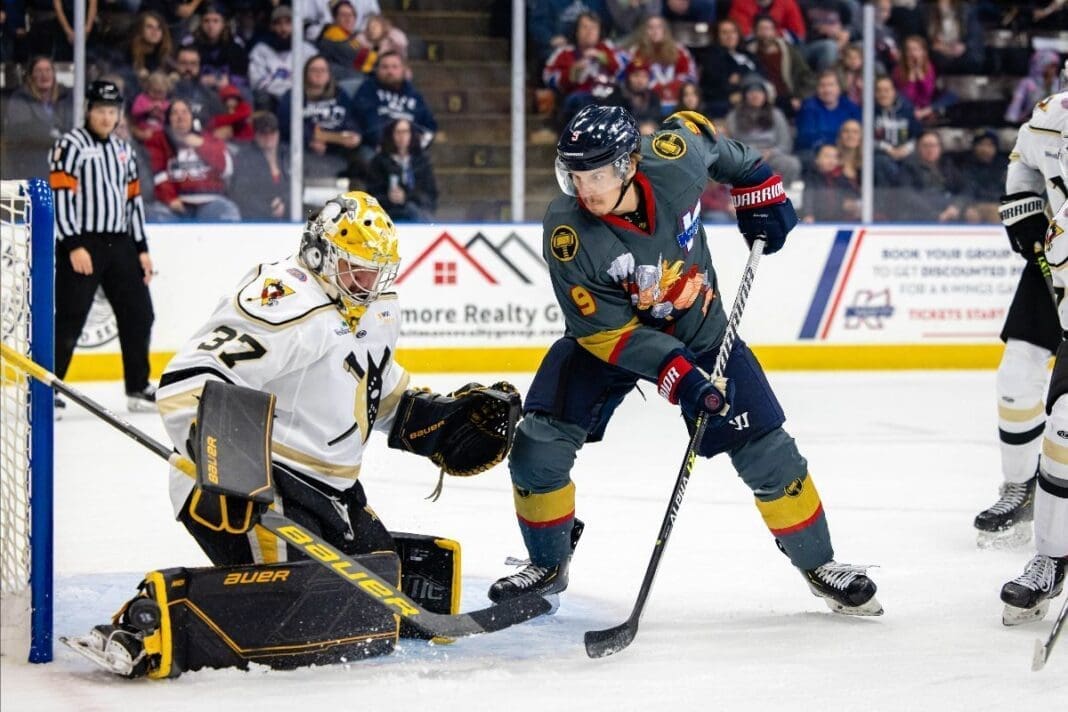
[60,192,524,677]
[976,77,1068,550]
[1000,76,1068,625]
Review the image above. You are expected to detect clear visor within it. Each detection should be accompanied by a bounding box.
[555,155,631,196]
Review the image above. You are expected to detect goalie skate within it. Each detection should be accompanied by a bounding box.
[802,562,883,616]
[974,478,1035,549]
[1001,554,1066,626]
[60,625,150,678]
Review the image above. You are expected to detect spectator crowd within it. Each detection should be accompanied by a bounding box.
[2,1,1068,223]
[1,0,438,222]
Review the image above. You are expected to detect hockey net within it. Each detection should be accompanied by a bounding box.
[0,179,54,663]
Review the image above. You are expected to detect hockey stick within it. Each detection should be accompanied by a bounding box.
[584,238,766,658]
[1032,593,1068,671]
[1032,242,1060,316]
[0,343,552,640]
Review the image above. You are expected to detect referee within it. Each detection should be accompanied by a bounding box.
[50,80,156,413]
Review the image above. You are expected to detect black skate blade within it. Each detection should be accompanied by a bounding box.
[585,621,636,658]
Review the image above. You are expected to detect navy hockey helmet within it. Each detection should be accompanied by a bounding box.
[555,105,640,196]
[86,80,124,109]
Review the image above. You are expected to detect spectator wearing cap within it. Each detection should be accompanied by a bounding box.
[209,84,254,143]
[366,117,438,223]
[279,54,366,179]
[2,56,73,179]
[183,3,250,91]
[746,13,815,116]
[231,111,290,220]
[618,59,663,123]
[317,0,378,94]
[248,4,317,110]
[351,51,438,151]
[144,97,240,222]
[541,11,623,128]
[623,15,696,114]
[956,129,1006,224]
[724,79,800,185]
[173,45,225,128]
[794,69,860,154]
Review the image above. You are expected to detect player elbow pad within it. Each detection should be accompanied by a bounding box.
[999,192,1048,256]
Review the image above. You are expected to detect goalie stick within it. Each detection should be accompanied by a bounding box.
[0,343,551,640]
[1032,594,1067,671]
[584,237,766,659]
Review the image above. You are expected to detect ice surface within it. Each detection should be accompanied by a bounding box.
[1,371,1065,711]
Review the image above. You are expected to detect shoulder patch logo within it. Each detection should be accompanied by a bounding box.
[652,133,687,160]
[251,278,295,307]
[550,225,579,261]
[286,267,308,282]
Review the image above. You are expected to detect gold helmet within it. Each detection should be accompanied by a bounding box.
[300,191,400,323]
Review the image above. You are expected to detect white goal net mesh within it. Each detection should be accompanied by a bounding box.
[0,180,37,659]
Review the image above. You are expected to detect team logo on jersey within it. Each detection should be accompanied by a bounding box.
[252,278,295,306]
[550,225,579,261]
[784,477,805,497]
[676,203,701,251]
[286,267,308,282]
[615,254,713,326]
[651,133,686,160]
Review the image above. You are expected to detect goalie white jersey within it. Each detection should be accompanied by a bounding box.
[157,256,411,514]
[1006,90,1068,212]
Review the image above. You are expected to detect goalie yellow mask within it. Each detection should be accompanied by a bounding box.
[300,192,400,323]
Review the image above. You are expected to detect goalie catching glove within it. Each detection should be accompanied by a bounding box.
[389,382,522,496]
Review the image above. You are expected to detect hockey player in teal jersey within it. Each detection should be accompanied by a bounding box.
[490,105,882,616]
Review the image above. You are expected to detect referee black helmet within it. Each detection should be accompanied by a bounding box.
[86,80,124,109]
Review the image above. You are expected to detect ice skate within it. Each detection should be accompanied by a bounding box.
[489,519,583,605]
[1001,554,1066,626]
[974,477,1035,549]
[60,624,150,678]
[802,561,883,616]
[126,384,157,413]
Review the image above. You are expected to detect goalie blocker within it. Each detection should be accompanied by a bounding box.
[63,533,461,678]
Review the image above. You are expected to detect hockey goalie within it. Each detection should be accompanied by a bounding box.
[62,192,522,677]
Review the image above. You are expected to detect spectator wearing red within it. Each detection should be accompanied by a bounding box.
[542,11,622,128]
[729,0,806,41]
[209,84,254,143]
[145,98,240,222]
[624,15,697,114]
[746,13,815,116]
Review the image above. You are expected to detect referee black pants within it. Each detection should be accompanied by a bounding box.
[55,233,154,394]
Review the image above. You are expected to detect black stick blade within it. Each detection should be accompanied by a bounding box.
[461,593,554,633]
[584,622,636,658]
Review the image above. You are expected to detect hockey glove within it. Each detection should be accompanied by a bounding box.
[389,381,522,477]
[731,174,798,255]
[657,349,733,424]
[999,192,1048,256]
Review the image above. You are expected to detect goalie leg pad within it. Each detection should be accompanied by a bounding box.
[392,532,461,639]
[731,427,832,571]
[111,555,401,678]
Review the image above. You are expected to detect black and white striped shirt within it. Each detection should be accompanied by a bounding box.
[49,127,147,247]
